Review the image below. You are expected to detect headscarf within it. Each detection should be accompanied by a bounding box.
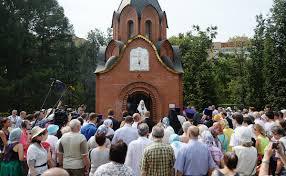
[47,124,59,135]
[169,134,181,147]
[103,119,113,127]
[162,117,170,127]
[198,124,209,136]
[96,125,108,135]
[201,130,215,146]
[169,133,185,158]
[8,128,22,143]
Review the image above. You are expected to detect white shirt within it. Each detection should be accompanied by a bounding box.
[233,146,257,176]
[177,115,186,126]
[27,143,48,175]
[254,118,265,129]
[112,124,139,145]
[82,120,88,127]
[264,121,276,135]
[125,137,151,176]
[132,122,139,128]
[45,135,58,162]
[162,126,175,144]
[247,124,256,139]
[106,127,114,137]
[229,125,246,147]
[88,136,111,150]
[8,115,22,129]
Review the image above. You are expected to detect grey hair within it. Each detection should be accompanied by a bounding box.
[69,119,81,130]
[138,123,149,136]
[152,125,164,138]
[182,121,192,133]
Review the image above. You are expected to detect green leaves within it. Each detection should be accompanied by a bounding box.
[170,26,217,111]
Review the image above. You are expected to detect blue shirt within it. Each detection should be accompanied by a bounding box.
[33,118,49,128]
[175,139,216,176]
[81,123,97,141]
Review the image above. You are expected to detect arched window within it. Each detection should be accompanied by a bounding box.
[145,20,152,39]
[128,20,134,38]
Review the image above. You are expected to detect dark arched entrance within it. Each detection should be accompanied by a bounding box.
[127,91,152,116]
[119,82,162,122]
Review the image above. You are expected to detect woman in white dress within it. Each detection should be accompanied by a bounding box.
[27,126,50,176]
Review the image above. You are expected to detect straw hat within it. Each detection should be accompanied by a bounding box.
[31,126,46,139]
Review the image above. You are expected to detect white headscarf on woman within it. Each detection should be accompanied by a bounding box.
[103,119,114,137]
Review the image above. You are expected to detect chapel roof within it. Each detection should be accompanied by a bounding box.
[117,0,162,16]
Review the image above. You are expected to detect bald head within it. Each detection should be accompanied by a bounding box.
[144,111,150,117]
[42,168,69,176]
[188,126,199,139]
[133,113,141,122]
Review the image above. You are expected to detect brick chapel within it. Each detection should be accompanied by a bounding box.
[95,0,184,122]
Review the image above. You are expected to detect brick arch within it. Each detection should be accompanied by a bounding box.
[105,40,119,61]
[160,40,174,60]
[119,82,162,122]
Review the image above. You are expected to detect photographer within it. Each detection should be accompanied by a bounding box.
[259,142,286,176]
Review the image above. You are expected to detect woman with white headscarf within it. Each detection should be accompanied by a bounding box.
[0,128,24,176]
[103,119,114,139]
[233,127,257,176]
[161,117,175,144]
[88,125,111,150]
[201,130,224,168]
[169,134,185,158]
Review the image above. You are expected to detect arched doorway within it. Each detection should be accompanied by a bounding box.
[119,82,162,122]
[127,91,152,116]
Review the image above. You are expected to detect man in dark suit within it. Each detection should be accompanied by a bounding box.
[107,109,120,130]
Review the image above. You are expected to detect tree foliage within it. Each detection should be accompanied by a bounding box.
[170,26,218,111]
[0,0,110,112]
[169,0,286,110]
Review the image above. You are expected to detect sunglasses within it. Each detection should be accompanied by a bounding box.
[38,131,46,136]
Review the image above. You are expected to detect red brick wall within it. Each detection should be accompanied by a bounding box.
[96,37,182,122]
[161,13,167,40]
[140,5,160,43]
[118,5,139,42]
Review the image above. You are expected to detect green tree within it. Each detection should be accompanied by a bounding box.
[76,28,111,112]
[263,0,286,109]
[170,26,217,111]
[246,15,266,109]
[0,0,78,112]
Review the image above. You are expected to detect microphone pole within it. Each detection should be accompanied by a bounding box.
[40,78,55,111]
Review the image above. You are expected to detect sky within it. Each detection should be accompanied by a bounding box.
[57,0,273,42]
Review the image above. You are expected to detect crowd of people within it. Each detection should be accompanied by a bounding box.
[0,104,286,176]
